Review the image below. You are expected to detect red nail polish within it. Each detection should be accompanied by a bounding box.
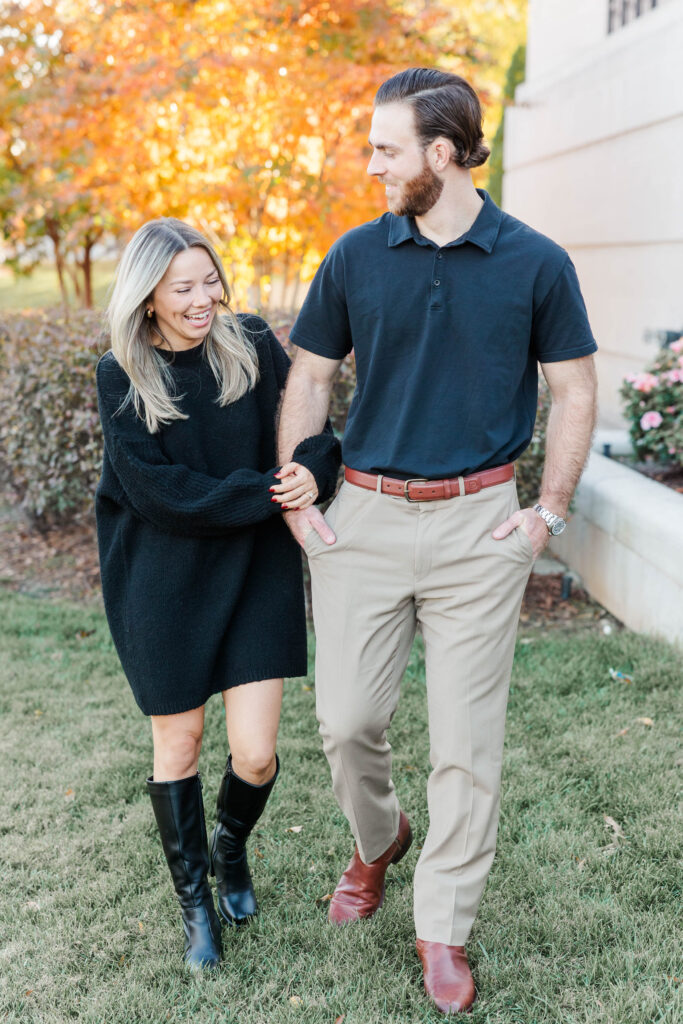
[269,487,275,492]
[271,496,279,502]
[281,504,289,509]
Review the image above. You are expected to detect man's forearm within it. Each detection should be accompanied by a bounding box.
[538,377,597,517]
[278,358,334,464]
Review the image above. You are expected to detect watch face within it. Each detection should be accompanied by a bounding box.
[551,519,566,536]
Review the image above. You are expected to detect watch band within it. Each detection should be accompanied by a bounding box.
[533,503,566,535]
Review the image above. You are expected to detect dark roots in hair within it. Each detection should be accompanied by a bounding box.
[375,68,490,169]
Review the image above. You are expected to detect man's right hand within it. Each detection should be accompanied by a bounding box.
[283,506,337,549]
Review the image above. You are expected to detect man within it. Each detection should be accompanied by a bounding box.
[277,68,597,1015]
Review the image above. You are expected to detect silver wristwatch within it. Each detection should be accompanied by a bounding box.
[533,503,567,536]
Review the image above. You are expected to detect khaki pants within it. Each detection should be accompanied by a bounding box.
[305,475,534,945]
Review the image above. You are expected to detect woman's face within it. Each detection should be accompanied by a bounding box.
[149,246,223,350]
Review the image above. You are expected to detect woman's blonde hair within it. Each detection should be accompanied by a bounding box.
[106,218,259,433]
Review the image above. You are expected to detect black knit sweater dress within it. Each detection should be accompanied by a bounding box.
[95,314,340,716]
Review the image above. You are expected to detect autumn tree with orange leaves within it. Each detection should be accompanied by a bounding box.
[0,0,526,309]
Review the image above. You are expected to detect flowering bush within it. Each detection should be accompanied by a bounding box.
[620,340,683,468]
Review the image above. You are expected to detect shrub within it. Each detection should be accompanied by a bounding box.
[620,340,683,468]
[0,309,105,527]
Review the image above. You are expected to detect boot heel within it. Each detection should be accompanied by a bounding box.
[390,825,413,864]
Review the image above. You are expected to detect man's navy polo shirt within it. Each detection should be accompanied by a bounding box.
[290,190,597,479]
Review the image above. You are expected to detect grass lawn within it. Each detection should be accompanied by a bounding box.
[0,589,680,1023]
[0,264,116,311]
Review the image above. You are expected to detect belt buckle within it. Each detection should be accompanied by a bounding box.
[403,478,428,502]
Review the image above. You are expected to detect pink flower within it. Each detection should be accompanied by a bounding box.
[666,406,676,413]
[669,447,677,455]
[664,369,682,384]
[670,338,683,354]
[632,373,660,393]
[640,411,663,430]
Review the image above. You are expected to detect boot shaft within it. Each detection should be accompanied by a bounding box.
[147,772,212,908]
[215,754,279,840]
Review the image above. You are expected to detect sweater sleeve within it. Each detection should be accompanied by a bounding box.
[96,355,281,537]
[292,431,342,503]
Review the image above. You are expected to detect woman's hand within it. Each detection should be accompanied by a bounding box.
[270,462,319,510]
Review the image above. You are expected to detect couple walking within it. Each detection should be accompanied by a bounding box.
[96,68,597,1015]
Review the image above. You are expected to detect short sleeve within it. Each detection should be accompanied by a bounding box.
[531,257,598,363]
[290,243,353,359]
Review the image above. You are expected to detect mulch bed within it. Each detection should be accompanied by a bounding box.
[0,495,615,629]
[614,459,683,494]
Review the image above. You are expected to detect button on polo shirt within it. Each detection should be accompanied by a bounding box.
[291,190,597,479]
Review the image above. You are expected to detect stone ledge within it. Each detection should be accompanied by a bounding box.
[550,451,683,645]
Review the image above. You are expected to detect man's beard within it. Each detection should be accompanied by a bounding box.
[387,159,444,217]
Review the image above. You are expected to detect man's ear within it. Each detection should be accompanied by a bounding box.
[428,136,454,172]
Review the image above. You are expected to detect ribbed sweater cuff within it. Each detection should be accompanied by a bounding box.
[292,434,342,503]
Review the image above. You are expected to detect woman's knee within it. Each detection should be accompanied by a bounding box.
[152,722,204,779]
[230,746,277,785]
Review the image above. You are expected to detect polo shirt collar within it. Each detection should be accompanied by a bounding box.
[387,189,502,253]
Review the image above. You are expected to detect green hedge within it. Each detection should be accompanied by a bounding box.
[0,309,549,529]
[0,309,105,527]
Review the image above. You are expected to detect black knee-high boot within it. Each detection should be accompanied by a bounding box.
[209,754,279,925]
[147,773,222,970]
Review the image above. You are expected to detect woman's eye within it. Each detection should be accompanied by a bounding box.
[176,288,190,294]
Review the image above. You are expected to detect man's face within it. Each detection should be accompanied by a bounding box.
[367,101,444,217]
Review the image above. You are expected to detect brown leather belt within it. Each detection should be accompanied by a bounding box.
[344,464,514,502]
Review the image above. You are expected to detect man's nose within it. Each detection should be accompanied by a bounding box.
[367,150,384,176]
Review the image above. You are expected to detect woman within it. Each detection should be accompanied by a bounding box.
[96,218,340,971]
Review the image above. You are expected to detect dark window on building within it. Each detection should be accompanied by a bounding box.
[608,0,658,33]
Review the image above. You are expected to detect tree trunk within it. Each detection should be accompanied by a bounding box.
[45,219,70,308]
[82,236,93,309]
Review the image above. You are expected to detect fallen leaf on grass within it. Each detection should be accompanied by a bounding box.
[635,717,654,727]
[76,628,95,639]
[289,995,302,1006]
[615,727,630,737]
[604,816,625,838]
[25,990,33,997]
[315,893,333,906]
[576,858,587,871]
[33,709,43,717]
[287,825,303,834]
[301,684,312,692]
[608,667,633,684]
[138,921,144,933]
[602,815,625,854]
[64,788,75,802]
[254,847,264,859]
[335,1016,346,1023]
[24,901,40,911]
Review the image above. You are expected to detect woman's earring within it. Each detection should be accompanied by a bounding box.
[146,308,153,319]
